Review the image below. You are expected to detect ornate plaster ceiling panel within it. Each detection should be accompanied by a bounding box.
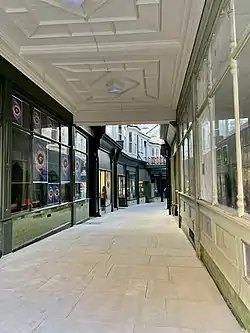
[0,0,205,124]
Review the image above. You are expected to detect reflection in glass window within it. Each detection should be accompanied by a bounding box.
[199,106,212,202]
[184,137,189,194]
[210,3,231,84]
[238,42,250,214]
[41,116,60,142]
[61,126,69,145]
[75,131,87,153]
[214,72,237,209]
[61,146,70,203]
[12,96,31,129]
[197,58,208,109]
[243,242,250,279]
[11,128,31,213]
[189,130,195,196]
[75,152,87,200]
[32,139,60,207]
[180,141,184,191]
[32,136,48,208]
[48,143,60,184]
[10,97,73,212]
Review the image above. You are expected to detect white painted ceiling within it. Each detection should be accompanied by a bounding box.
[0,0,205,125]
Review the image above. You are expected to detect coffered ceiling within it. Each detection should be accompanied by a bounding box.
[0,0,205,125]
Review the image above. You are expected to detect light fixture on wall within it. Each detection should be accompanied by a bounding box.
[106,80,124,94]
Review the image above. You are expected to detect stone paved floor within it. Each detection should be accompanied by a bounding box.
[0,203,245,332]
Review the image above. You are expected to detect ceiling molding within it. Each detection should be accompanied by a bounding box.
[0,36,75,112]
[0,0,205,125]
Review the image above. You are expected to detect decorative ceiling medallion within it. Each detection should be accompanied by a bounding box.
[41,0,108,19]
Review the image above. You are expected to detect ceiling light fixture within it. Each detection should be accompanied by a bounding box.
[60,0,85,8]
[106,80,124,94]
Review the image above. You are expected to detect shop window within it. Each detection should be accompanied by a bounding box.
[41,115,60,142]
[106,171,111,205]
[12,96,31,130]
[180,143,184,191]
[128,173,136,200]
[139,181,144,197]
[243,242,250,280]
[11,96,72,212]
[197,58,208,109]
[11,128,31,213]
[75,152,87,200]
[61,125,69,145]
[61,146,70,203]
[74,130,88,201]
[118,176,125,198]
[210,2,231,85]
[237,41,250,214]
[32,137,60,207]
[99,170,111,208]
[183,137,189,194]
[48,142,60,205]
[154,177,161,197]
[75,131,87,153]
[214,71,237,209]
[199,105,212,202]
[189,130,195,196]
[234,0,250,41]
[32,136,48,208]
[99,170,106,210]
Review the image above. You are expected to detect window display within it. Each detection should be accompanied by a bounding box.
[127,173,136,200]
[11,128,31,213]
[154,177,161,197]
[61,146,70,203]
[11,94,71,213]
[75,152,87,200]
[118,176,125,198]
[106,171,111,205]
[74,130,87,201]
[99,170,111,209]
[139,181,144,197]
[99,170,106,211]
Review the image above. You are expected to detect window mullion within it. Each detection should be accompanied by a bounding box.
[230,0,244,217]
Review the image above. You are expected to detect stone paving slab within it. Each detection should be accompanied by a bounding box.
[0,203,245,333]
